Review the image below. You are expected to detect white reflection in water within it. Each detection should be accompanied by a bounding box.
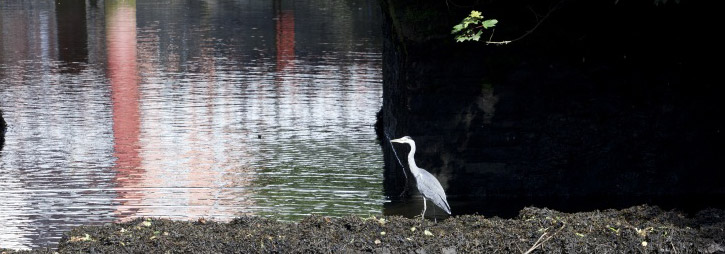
[0,0,382,249]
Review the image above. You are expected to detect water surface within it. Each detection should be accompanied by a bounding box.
[0,0,383,249]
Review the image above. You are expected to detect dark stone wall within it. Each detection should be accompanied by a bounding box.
[378,0,723,216]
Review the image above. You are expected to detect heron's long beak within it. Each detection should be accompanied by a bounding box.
[390,138,404,143]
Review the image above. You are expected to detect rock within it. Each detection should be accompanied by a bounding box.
[441,246,457,254]
[1,109,5,149]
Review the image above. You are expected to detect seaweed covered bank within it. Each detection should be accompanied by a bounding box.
[2,205,723,253]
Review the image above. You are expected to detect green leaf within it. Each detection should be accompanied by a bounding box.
[482,19,498,29]
[452,24,465,34]
[471,31,483,41]
[462,19,476,27]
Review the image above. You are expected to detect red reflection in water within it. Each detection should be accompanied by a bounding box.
[276,9,295,71]
[106,3,141,220]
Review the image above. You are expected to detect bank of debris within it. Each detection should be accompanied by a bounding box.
[2,205,723,253]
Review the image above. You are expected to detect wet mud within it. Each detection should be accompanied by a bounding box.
[3,205,723,253]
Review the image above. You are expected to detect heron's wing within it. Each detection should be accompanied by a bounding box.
[416,169,451,214]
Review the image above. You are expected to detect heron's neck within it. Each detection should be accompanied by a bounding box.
[406,142,421,176]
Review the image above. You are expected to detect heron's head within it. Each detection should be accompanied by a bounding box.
[390,136,414,144]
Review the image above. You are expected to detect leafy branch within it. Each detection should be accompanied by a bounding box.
[451,10,499,43]
[452,1,566,45]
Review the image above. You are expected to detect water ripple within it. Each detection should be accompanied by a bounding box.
[1,0,382,249]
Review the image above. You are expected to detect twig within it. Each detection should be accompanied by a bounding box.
[445,0,477,8]
[484,0,566,45]
[527,5,543,21]
[384,131,409,197]
[485,40,512,45]
[486,28,511,44]
[523,232,550,254]
[522,222,566,254]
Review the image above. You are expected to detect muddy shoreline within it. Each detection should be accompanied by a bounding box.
[2,205,723,253]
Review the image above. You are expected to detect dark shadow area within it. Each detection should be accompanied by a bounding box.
[1,110,5,150]
[378,0,723,218]
[56,0,88,73]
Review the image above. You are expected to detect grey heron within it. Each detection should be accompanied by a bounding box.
[390,136,451,218]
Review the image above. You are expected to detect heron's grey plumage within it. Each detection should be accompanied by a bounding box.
[416,169,451,214]
[390,136,451,216]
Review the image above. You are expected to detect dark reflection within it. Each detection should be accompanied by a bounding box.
[55,0,88,73]
[1,110,5,150]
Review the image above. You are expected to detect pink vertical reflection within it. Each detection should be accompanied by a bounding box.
[106,1,142,220]
[276,9,295,71]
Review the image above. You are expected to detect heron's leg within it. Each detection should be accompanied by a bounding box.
[433,204,437,223]
[421,196,427,221]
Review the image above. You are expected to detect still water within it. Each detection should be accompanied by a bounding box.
[0,0,383,249]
